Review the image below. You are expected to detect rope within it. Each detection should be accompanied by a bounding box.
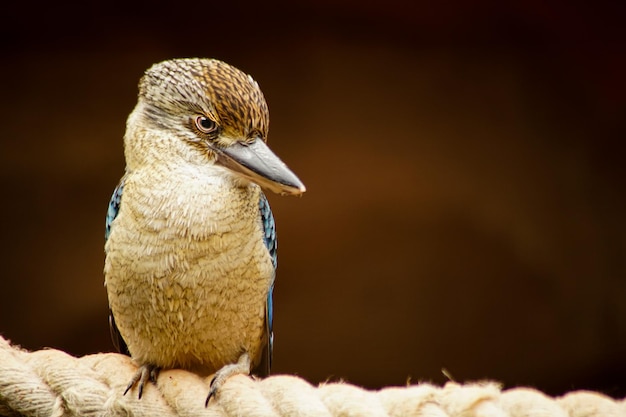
[0,335,623,417]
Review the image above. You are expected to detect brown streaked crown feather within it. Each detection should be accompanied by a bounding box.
[138,58,269,141]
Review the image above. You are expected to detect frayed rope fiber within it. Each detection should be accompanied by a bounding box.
[0,335,624,417]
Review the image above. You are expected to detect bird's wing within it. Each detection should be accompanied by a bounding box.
[105,178,130,355]
[105,178,125,241]
[256,192,276,376]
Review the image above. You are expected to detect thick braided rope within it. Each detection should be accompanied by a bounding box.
[0,336,623,417]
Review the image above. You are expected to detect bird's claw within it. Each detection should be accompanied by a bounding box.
[205,375,220,406]
[124,364,160,399]
[205,353,251,406]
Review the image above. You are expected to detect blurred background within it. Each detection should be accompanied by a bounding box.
[1,0,625,397]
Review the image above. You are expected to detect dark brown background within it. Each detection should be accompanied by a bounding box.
[2,0,625,397]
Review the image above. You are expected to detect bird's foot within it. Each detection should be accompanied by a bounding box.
[124,363,160,399]
[205,352,251,406]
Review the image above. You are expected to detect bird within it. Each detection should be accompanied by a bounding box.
[103,58,305,404]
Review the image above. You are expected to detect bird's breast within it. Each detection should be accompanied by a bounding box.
[104,165,273,372]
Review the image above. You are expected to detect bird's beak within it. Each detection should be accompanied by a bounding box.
[213,138,306,196]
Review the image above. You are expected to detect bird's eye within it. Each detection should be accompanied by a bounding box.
[195,116,217,133]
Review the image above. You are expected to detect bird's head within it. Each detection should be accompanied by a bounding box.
[125,58,305,196]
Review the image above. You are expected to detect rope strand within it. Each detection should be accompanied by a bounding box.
[0,336,623,417]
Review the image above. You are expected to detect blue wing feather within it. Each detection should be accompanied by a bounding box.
[105,177,129,355]
[258,192,276,373]
[259,192,277,269]
[105,178,125,242]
